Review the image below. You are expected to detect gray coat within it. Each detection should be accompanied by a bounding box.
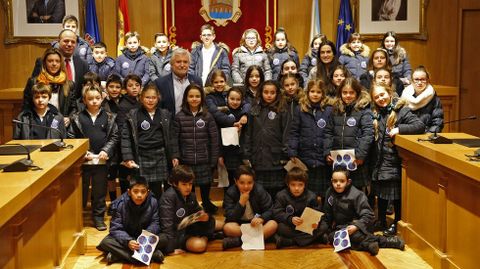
[148,49,173,82]
[232,46,272,85]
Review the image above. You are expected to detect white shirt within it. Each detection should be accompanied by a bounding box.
[201,45,215,86]
[173,73,190,114]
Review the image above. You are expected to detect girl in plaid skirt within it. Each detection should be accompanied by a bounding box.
[172,84,220,214]
[121,83,175,199]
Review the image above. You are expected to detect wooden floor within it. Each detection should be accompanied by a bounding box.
[71,191,432,269]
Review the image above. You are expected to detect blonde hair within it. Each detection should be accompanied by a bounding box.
[371,85,397,141]
[240,28,261,47]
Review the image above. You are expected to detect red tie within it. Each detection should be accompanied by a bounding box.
[65,58,73,80]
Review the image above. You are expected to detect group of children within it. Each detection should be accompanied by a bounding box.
[13,16,446,264]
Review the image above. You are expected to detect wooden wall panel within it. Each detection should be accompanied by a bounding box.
[0,0,471,89]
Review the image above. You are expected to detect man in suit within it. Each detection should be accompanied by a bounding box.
[31,29,89,101]
[155,48,202,116]
[28,0,65,23]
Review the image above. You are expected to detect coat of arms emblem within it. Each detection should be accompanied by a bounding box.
[199,0,242,27]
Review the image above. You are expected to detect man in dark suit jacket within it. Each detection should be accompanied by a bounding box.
[30,29,89,101]
[28,0,65,23]
[154,48,202,116]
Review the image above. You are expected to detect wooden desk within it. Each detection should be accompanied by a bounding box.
[0,139,88,269]
[395,133,480,269]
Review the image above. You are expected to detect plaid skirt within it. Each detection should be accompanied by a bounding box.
[256,169,285,189]
[138,147,168,183]
[190,163,213,186]
[307,166,329,197]
[372,180,401,200]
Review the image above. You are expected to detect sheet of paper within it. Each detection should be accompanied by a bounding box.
[177,211,204,230]
[221,127,239,146]
[132,230,159,265]
[333,228,351,252]
[240,223,264,250]
[284,159,308,172]
[330,149,357,171]
[295,207,324,235]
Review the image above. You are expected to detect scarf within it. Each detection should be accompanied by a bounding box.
[36,68,67,85]
[401,84,435,111]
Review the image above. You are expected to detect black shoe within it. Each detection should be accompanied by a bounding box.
[202,202,218,214]
[373,220,387,232]
[212,231,224,240]
[383,223,397,236]
[151,250,164,263]
[106,252,120,264]
[95,221,107,231]
[386,202,394,215]
[381,236,405,250]
[222,237,242,250]
[274,234,294,249]
[367,242,379,256]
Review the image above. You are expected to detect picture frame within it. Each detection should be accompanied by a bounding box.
[1,0,84,44]
[352,0,428,40]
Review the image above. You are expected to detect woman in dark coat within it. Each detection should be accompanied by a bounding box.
[370,84,425,236]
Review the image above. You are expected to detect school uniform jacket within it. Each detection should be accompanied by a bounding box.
[223,183,273,223]
[205,89,250,128]
[338,43,370,80]
[23,77,76,117]
[320,185,375,234]
[88,57,116,81]
[158,187,202,250]
[14,104,66,140]
[148,49,173,82]
[109,192,160,247]
[288,105,333,168]
[121,107,176,162]
[114,50,150,86]
[173,108,219,167]
[371,99,425,182]
[272,188,319,227]
[267,47,300,80]
[68,109,119,161]
[359,71,404,96]
[299,52,317,85]
[323,91,374,162]
[243,103,289,171]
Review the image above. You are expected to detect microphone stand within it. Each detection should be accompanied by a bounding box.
[13,119,66,151]
[1,143,33,172]
[429,115,477,144]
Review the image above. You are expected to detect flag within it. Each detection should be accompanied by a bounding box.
[336,0,354,52]
[309,0,321,43]
[117,0,130,56]
[85,0,100,46]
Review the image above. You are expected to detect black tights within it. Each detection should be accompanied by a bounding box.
[378,198,402,225]
[200,184,213,205]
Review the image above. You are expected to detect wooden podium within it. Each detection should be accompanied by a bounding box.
[0,139,88,269]
[395,133,480,269]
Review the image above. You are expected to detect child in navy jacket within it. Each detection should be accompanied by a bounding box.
[273,168,326,248]
[222,165,278,249]
[158,165,221,254]
[97,176,167,264]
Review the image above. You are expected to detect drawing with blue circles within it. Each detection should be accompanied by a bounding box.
[330,149,357,171]
[132,230,160,265]
[333,228,351,252]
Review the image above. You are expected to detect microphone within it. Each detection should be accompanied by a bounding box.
[1,143,33,172]
[429,115,477,144]
[13,119,66,151]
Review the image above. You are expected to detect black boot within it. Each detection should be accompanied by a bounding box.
[379,236,405,250]
[383,223,397,236]
[222,237,242,250]
[367,242,379,256]
[274,234,294,249]
[151,250,164,263]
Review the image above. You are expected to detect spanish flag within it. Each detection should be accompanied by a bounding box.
[117,0,130,56]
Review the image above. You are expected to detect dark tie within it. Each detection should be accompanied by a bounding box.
[65,58,73,81]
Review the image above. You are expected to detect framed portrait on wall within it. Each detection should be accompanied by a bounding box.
[353,0,428,40]
[1,0,83,44]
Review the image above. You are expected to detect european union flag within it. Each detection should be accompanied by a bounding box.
[336,0,354,52]
[85,0,100,46]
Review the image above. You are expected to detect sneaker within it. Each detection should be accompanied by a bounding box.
[222,237,242,250]
[274,234,294,249]
[383,236,405,250]
[367,242,379,256]
[95,221,107,231]
[151,250,164,263]
[383,223,397,237]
